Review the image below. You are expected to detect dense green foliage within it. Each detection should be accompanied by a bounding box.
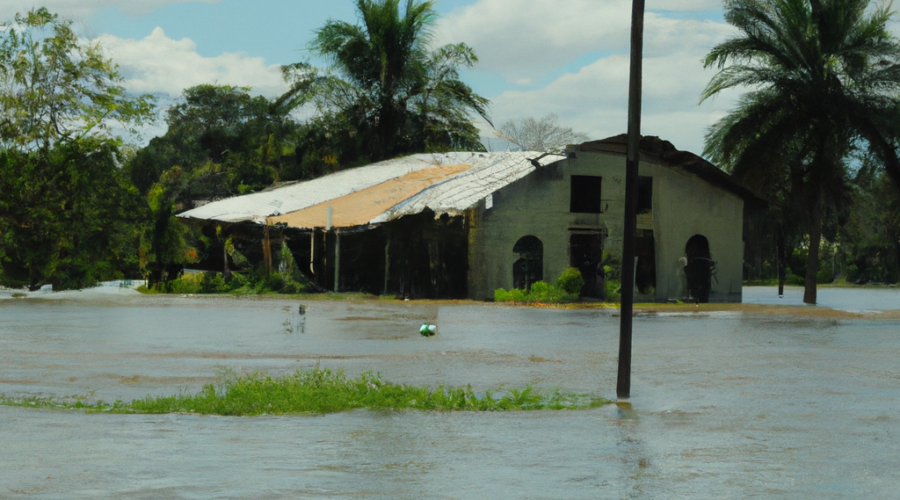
[0,9,156,289]
[702,0,900,301]
[152,267,309,295]
[125,85,287,207]
[1,4,490,291]
[495,267,584,303]
[307,0,491,161]
[0,367,608,415]
[0,140,147,289]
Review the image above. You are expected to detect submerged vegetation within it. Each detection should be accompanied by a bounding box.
[0,367,608,416]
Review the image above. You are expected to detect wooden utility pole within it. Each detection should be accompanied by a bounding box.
[617,0,645,400]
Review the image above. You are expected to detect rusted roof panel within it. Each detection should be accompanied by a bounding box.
[268,163,471,228]
[177,152,561,229]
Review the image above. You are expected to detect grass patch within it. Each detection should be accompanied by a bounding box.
[0,367,608,416]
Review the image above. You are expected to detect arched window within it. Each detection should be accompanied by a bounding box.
[684,234,714,303]
[513,236,543,291]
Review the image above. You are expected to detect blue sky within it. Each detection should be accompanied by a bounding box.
[3,1,746,154]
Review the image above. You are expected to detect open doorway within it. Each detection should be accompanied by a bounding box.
[635,231,656,294]
[569,232,605,297]
[685,234,713,303]
[513,236,543,291]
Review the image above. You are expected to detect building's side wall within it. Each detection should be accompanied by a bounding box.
[468,150,745,303]
[467,162,573,300]
[653,166,744,303]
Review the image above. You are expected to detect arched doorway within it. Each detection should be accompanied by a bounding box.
[684,235,713,303]
[513,236,543,291]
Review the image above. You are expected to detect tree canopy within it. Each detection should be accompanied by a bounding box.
[308,0,491,161]
[0,8,156,290]
[701,0,900,303]
[0,8,155,152]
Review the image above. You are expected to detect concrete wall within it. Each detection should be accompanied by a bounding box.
[467,150,744,302]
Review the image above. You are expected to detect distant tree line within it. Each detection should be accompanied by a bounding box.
[0,1,492,290]
[3,0,900,298]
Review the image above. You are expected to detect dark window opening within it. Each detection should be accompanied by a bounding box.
[513,236,543,291]
[637,176,653,214]
[570,175,602,213]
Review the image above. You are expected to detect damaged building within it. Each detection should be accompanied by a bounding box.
[178,135,757,302]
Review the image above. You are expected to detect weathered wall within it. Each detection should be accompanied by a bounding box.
[653,165,744,303]
[467,150,745,302]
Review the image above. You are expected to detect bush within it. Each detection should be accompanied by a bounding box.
[528,281,568,302]
[165,272,202,294]
[604,279,621,303]
[557,267,584,295]
[494,287,526,302]
[228,272,247,290]
[494,269,581,304]
[786,273,805,286]
[199,272,227,293]
[844,264,860,283]
[279,279,306,294]
[264,273,286,292]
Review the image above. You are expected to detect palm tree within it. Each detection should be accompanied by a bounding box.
[701,0,900,304]
[309,0,490,160]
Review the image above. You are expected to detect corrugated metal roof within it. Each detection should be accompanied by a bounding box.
[177,152,562,229]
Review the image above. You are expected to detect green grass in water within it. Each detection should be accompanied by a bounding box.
[1,368,608,416]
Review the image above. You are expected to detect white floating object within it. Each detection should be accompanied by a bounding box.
[420,324,437,337]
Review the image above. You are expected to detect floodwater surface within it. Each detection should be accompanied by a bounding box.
[1,289,899,499]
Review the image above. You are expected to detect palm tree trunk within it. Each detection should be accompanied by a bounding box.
[803,196,823,304]
[776,225,786,296]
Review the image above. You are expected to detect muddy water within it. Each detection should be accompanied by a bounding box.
[744,285,900,311]
[1,292,899,499]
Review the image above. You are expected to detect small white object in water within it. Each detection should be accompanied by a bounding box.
[420,324,437,337]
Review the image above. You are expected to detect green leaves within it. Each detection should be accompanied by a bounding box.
[307,0,489,160]
[703,0,900,302]
[0,139,146,290]
[0,8,155,153]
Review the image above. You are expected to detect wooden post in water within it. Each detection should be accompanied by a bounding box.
[334,230,341,293]
[263,224,272,275]
[617,0,645,400]
[383,227,391,295]
[310,230,316,277]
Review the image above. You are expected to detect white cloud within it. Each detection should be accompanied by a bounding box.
[1,1,218,20]
[646,0,723,11]
[487,48,742,156]
[98,27,287,97]
[436,0,733,81]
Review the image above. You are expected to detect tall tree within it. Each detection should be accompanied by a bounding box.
[700,0,900,303]
[0,8,154,152]
[309,0,491,161]
[126,85,282,203]
[0,8,155,290]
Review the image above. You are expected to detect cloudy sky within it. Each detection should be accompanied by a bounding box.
[4,0,750,155]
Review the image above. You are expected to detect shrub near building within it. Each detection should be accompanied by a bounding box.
[495,267,584,303]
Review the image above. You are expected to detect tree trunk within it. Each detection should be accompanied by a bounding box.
[803,202,823,304]
[776,225,786,296]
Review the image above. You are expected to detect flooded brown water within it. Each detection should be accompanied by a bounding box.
[1,288,899,498]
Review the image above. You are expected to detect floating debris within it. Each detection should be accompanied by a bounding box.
[420,324,437,337]
[298,304,306,315]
